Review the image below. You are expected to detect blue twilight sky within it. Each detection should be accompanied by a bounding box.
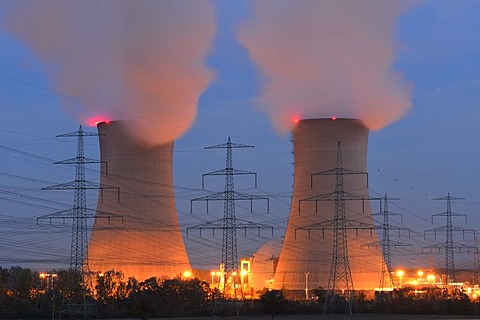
[0,0,479,273]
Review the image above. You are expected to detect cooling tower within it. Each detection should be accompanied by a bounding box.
[273,118,385,298]
[87,121,191,281]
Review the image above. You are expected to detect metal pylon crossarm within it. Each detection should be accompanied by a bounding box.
[298,190,380,214]
[295,219,375,240]
[202,168,257,188]
[37,208,123,224]
[422,242,477,254]
[187,218,273,238]
[190,190,269,214]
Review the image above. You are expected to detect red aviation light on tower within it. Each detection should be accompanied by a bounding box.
[292,116,300,125]
[88,116,111,127]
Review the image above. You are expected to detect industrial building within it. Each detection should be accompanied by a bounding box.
[249,239,282,292]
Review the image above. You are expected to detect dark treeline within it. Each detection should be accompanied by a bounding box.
[0,266,217,319]
[1,266,480,318]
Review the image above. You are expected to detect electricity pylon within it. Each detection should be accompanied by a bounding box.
[295,142,380,315]
[187,137,271,299]
[362,194,411,290]
[423,193,475,285]
[37,126,120,319]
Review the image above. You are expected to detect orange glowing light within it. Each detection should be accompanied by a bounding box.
[87,116,111,127]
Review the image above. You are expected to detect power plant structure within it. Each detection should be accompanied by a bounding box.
[87,121,191,282]
[273,118,386,298]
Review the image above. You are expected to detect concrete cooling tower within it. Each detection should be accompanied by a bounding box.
[87,121,191,281]
[273,118,385,298]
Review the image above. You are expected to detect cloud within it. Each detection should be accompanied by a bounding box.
[3,0,216,145]
[239,0,415,133]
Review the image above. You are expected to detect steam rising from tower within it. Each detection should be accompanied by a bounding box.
[3,0,216,145]
[87,121,190,281]
[239,0,415,133]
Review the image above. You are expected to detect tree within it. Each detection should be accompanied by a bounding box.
[7,266,33,300]
[259,289,286,319]
[158,278,212,317]
[95,270,124,302]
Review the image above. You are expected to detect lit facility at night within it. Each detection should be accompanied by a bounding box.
[87,121,191,281]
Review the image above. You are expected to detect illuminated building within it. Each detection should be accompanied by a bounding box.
[249,239,282,291]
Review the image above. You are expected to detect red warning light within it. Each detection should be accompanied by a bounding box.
[292,116,300,124]
[331,116,336,120]
[88,116,111,127]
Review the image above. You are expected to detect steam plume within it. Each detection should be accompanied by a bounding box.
[3,0,215,145]
[239,0,415,132]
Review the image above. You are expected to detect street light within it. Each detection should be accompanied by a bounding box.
[240,270,248,296]
[210,271,215,284]
[40,273,57,320]
[417,270,424,281]
[396,270,404,287]
[240,269,248,284]
[305,272,310,300]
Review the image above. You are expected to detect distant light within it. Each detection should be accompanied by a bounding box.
[331,116,336,120]
[183,270,192,278]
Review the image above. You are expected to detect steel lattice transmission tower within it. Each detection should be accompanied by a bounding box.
[187,137,272,298]
[38,126,120,320]
[423,193,475,285]
[295,142,380,315]
[362,194,411,290]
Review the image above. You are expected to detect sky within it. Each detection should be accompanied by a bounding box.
[0,0,480,275]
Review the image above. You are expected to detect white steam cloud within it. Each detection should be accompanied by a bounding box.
[239,0,416,132]
[3,0,215,145]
